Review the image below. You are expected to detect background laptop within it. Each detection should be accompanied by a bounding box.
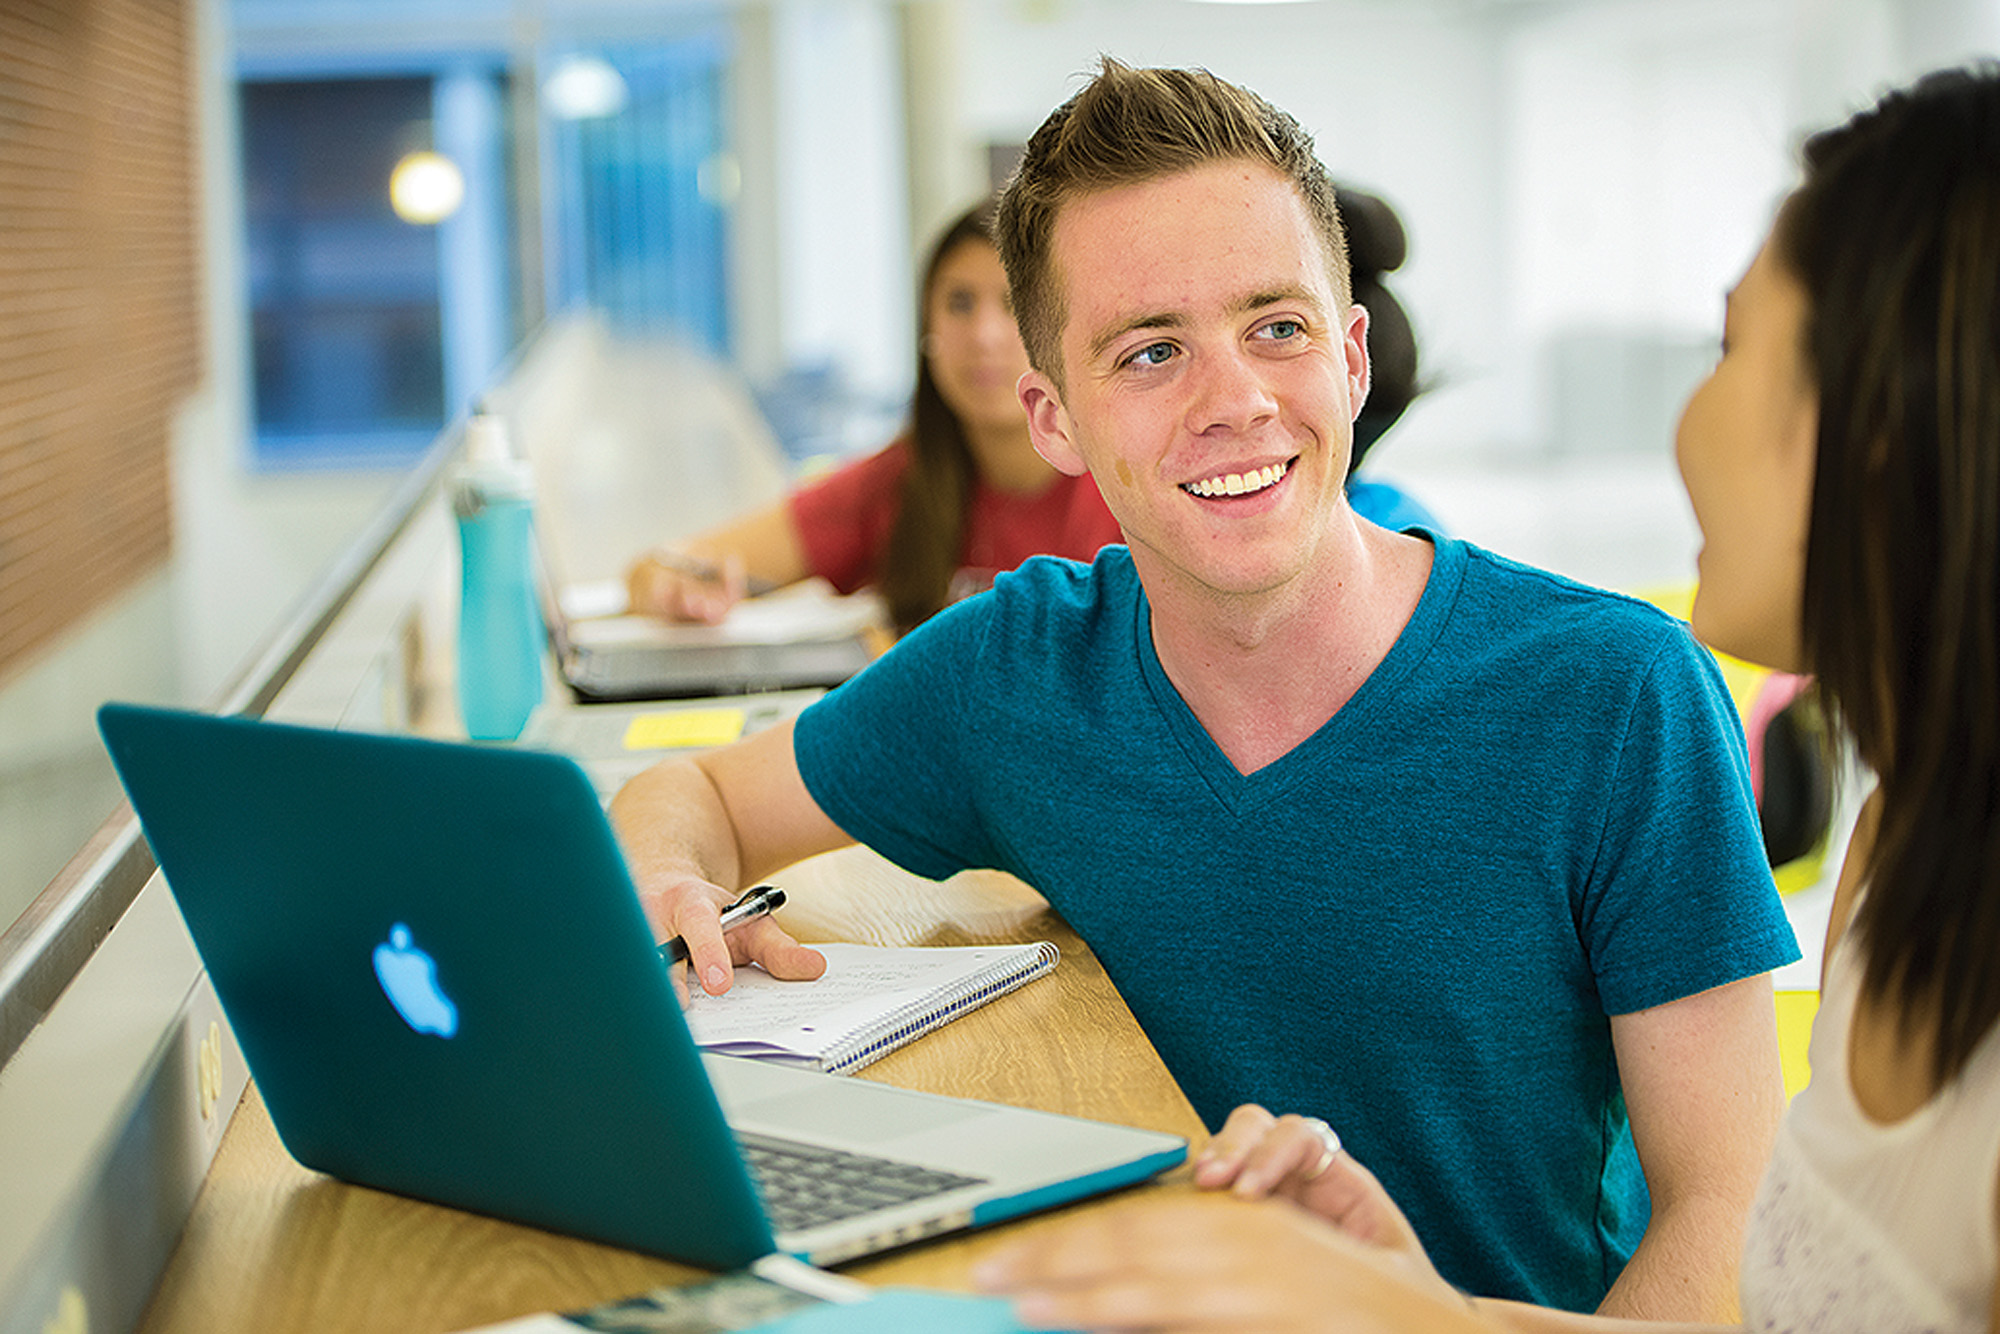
[96,704,1183,1271]
[541,554,882,704]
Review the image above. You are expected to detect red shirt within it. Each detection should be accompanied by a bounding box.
[787,439,1123,598]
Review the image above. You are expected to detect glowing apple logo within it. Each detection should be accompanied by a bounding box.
[372,923,459,1037]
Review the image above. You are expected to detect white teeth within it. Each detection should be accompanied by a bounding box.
[1184,461,1289,498]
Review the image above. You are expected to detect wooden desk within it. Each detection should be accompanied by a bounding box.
[135,858,1206,1333]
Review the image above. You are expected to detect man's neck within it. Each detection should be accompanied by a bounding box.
[1142,524,1434,776]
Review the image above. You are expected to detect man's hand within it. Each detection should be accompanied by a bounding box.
[641,872,825,1001]
[609,721,854,999]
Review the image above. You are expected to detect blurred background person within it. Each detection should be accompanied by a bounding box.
[624,199,1119,635]
[1338,182,1443,536]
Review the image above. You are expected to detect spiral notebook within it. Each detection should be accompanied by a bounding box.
[683,943,1060,1075]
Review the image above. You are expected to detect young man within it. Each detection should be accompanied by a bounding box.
[609,60,1798,1318]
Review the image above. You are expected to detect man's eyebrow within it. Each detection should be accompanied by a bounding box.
[1085,312,1183,365]
[1082,285,1330,365]
[1236,284,1326,318]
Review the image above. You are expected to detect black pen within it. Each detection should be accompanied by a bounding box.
[661,885,787,965]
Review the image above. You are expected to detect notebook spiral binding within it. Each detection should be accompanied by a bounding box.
[820,942,1060,1075]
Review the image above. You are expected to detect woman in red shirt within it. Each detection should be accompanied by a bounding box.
[626,200,1120,634]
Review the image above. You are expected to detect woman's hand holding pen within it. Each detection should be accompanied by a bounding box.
[626,547,749,624]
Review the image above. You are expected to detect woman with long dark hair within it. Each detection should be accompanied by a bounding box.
[626,200,1118,635]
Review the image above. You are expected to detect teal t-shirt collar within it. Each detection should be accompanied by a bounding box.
[1131,528,1463,810]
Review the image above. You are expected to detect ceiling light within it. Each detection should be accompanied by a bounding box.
[389,151,465,225]
[543,55,630,120]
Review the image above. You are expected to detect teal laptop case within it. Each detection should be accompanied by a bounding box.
[97,702,776,1269]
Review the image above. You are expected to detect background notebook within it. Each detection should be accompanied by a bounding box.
[96,703,1184,1270]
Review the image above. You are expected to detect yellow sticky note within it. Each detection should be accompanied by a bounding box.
[623,708,747,751]
[1775,989,1819,1099]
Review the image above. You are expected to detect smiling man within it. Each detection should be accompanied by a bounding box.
[609,60,1798,1319]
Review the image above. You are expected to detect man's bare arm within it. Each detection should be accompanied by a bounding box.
[1599,972,1786,1320]
[608,718,851,994]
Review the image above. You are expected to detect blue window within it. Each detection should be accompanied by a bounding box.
[540,36,733,354]
[241,77,450,468]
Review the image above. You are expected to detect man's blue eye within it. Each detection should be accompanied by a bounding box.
[1129,342,1175,367]
[1264,319,1302,340]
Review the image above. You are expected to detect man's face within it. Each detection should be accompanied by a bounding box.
[1017,160,1368,603]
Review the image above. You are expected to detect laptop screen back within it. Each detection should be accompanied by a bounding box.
[97,703,777,1268]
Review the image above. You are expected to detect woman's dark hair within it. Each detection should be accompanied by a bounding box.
[878,201,998,633]
[1337,184,1420,473]
[1784,62,2000,1086]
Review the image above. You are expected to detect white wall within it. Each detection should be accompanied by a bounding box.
[949,0,1953,469]
[960,0,1517,460]
[172,0,401,700]
[770,0,914,411]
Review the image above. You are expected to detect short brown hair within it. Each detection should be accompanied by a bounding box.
[995,58,1351,384]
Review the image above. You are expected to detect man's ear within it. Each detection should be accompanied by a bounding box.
[1019,370,1088,477]
[1343,302,1372,420]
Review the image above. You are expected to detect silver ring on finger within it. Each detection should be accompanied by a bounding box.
[1299,1116,1343,1180]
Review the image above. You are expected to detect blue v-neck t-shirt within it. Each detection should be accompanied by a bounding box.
[793,535,1798,1312]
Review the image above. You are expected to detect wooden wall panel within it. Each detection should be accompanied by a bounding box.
[0,0,198,683]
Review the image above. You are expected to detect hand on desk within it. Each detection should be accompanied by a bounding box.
[1193,1104,1423,1253]
[627,548,752,625]
[972,1192,1488,1333]
[643,874,826,1001]
[973,1104,1485,1333]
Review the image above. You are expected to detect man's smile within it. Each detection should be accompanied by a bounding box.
[1181,458,1294,499]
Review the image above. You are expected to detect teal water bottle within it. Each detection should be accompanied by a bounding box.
[453,413,544,740]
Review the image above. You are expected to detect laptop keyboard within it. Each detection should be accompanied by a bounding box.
[736,1132,987,1235]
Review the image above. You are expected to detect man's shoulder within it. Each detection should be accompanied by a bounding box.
[986,546,1138,622]
[878,546,1137,681]
[1446,537,1691,657]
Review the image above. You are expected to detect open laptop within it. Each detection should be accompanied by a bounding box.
[541,559,881,705]
[96,703,1186,1270]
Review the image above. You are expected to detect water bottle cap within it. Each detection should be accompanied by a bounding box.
[464,414,513,465]
[456,414,534,500]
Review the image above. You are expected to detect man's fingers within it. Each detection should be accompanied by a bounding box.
[690,917,824,995]
[734,919,825,981]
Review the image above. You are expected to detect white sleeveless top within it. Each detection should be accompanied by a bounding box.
[1740,930,2000,1333]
